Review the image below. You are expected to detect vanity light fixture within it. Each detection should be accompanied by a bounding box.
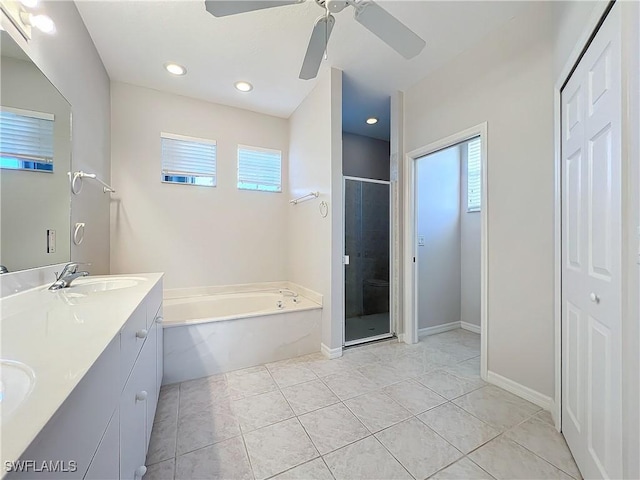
[164,63,187,76]
[19,0,38,8]
[19,12,55,34]
[234,81,253,92]
[366,117,378,125]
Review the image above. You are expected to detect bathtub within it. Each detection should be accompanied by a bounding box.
[162,282,322,384]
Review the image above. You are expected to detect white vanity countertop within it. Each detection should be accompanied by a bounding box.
[0,273,163,466]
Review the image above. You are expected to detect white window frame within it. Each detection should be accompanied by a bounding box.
[466,137,482,212]
[0,106,55,172]
[237,144,282,193]
[161,132,217,187]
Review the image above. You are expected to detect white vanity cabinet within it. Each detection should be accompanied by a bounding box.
[7,277,163,480]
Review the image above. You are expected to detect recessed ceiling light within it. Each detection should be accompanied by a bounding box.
[235,81,253,92]
[164,63,187,76]
[366,117,378,125]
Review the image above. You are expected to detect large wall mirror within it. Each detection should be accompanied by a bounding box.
[0,30,72,272]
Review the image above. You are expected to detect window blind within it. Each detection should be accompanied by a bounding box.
[467,137,482,212]
[0,107,54,165]
[161,133,216,186]
[237,145,282,192]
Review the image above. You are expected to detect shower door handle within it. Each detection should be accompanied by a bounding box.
[343,255,350,265]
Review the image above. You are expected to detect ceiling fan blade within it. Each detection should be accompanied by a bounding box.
[299,14,335,80]
[354,1,425,59]
[205,0,303,17]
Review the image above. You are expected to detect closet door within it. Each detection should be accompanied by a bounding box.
[561,3,622,479]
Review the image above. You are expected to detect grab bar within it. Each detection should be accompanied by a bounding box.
[71,171,116,194]
[289,191,319,205]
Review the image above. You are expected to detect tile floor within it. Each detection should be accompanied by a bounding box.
[144,329,581,480]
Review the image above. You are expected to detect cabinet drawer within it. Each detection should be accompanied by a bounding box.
[156,305,163,391]
[10,337,119,479]
[120,355,148,480]
[145,282,162,330]
[120,302,147,390]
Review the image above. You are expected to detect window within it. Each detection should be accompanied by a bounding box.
[0,107,54,172]
[237,145,282,192]
[467,137,482,212]
[161,133,216,186]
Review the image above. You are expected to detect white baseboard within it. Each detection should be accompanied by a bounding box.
[418,321,461,338]
[487,370,553,411]
[460,321,481,334]
[321,343,343,359]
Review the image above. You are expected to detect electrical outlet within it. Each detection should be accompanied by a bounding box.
[47,229,56,253]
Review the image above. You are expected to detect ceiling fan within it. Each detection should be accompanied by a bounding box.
[204,0,426,80]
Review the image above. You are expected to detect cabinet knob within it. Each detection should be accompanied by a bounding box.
[136,390,148,402]
[590,292,601,304]
[155,316,163,324]
[134,465,147,479]
[136,329,148,339]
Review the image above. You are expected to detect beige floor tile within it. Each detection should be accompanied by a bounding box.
[344,391,412,433]
[268,364,318,388]
[231,390,294,432]
[383,378,447,414]
[375,417,462,479]
[419,403,500,453]
[176,401,241,455]
[225,369,277,398]
[430,458,494,479]
[155,384,179,425]
[244,418,319,480]
[143,458,175,480]
[175,436,253,480]
[506,414,581,478]
[324,436,412,480]
[453,386,540,430]
[417,369,481,400]
[321,369,377,400]
[146,418,177,465]
[298,403,369,454]
[271,458,334,480]
[469,436,573,480]
[281,379,340,415]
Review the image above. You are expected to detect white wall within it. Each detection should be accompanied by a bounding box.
[287,68,342,350]
[405,4,555,397]
[110,82,289,289]
[3,1,111,275]
[460,142,481,327]
[0,56,71,271]
[416,146,460,330]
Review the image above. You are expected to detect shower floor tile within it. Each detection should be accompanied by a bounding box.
[146,329,581,480]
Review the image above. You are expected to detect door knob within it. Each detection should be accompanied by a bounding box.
[589,293,600,304]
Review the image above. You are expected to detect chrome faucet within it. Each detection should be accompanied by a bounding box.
[49,262,90,291]
[0,265,8,274]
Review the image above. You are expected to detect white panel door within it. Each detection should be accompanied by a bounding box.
[561,4,622,479]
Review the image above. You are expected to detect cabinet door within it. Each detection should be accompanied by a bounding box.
[9,337,119,479]
[140,323,157,447]
[155,305,163,393]
[84,408,119,480]
[119,355,147,480]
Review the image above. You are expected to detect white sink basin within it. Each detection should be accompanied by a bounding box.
[0,360,36,419]
[66,277,145,295]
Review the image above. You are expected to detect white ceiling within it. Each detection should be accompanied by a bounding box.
[76,1,534,125]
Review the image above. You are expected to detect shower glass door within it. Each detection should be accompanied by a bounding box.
[344,177,391,345]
